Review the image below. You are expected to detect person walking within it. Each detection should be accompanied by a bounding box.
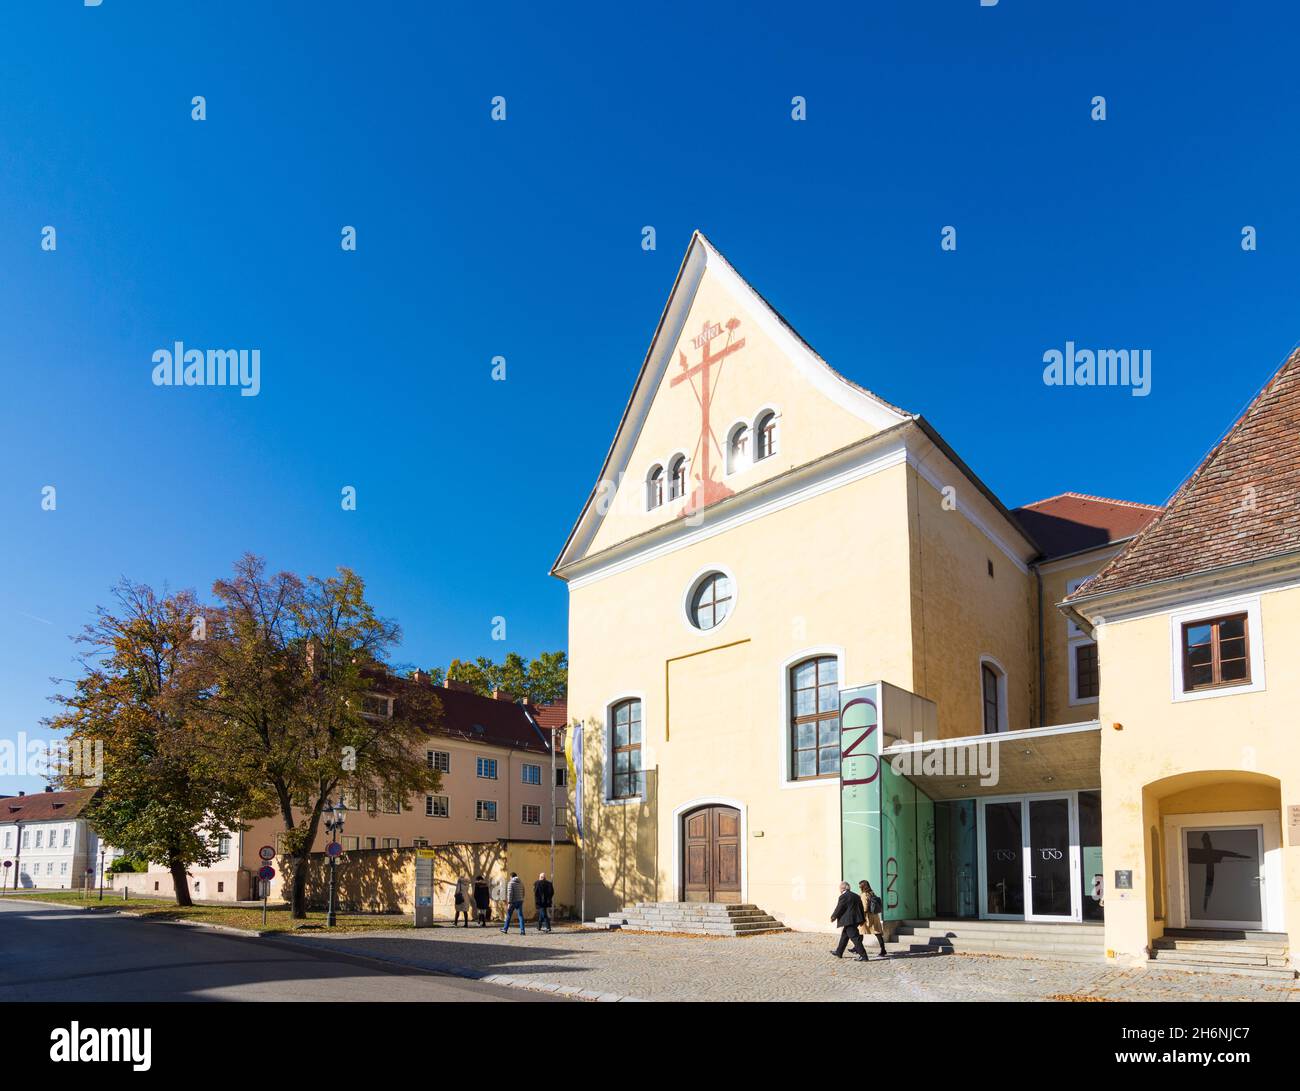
[501,871,526,935]
[830,881,870,961]
[453,878,472,927]
[472,875,490,927]
[858,880,887,957]
[533,871,554,933]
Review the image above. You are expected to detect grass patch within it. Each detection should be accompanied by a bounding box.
[1,889,412,934]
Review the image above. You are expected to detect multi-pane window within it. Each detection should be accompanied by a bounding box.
[426,794,449,818]
[427,750,450,773]
[982,663,1002,734]
[522,763,542,786]
[361,694,391,718]
[412,838,429,849]
[381,791,401,815]
[2,831,9,849]
[647,465,664,509]
[555,767,568,788]
[476,757,498,780]
[668,456,687,500]
[1182,613,1250,691]
[216,835,231,858]
[611,699,643,799]
[62,828,70,847]
[341,836,360,851]
[476,800,498,822]
[790,656,840,779]
[755,411,777,460]
[689,572,732,630]
[555,803,568,827]
[382,838,399,849]
[1074,642,1099,701]
[35,830,43,849]
[728,424,750,473]
[522,804,541,826]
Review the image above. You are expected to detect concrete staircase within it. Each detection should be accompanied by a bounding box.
[593,901,788,936]
[888,918,1106,962]
[1149,930,1295,980]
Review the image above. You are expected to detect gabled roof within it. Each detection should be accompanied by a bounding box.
[1068,345,1300,600]
[1010,493,1162,561]
[0,788,98,823]
[374,671,554,756]
[552,231,912,576]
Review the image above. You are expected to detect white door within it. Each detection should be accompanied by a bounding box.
[1024,794,1080,921]
[1182,825,1265,930]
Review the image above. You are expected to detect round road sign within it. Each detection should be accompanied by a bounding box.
[258,845,275,861]
[326,841,343,858]
[258,865,275,881]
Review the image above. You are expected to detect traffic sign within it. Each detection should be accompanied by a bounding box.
[258,845,275,861]
[326,841,343,858]
[258,865,275,881]
[2,860,10,868]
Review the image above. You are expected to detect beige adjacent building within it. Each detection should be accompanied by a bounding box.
[118,679,570,904]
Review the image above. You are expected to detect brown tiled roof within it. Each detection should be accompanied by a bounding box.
[530,700,568,732]
[371,671,552,756]
[1010,493,1162,560]
[0,788,98,823]
[1069,346,1300,599]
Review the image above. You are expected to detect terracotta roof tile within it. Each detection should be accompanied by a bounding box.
[0,788,98,823]
[1010,493,1162,560]
[1068,345,1300,599]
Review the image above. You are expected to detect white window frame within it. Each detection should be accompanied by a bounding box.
[752,406,780,462]
[1167,593,1266,703]
[427,749,450,774]
[681,563,738,635]
[1067,637,1099,706]
[554,766,568,788]
[778,645,846,790]
[476,756,498,780]
[665,451,690,502]
[521,803,541,826]
[645,463,665,511]
[425,794,449,818]
[521,763,542,786]
[475,799,498,822]
[724,420,751,476]
[978,654,1009,734]
[1065,577,1090,638]
[603,692,647,806]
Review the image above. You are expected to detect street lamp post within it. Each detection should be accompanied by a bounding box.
[322,798,348,928]
[98,845,106,901]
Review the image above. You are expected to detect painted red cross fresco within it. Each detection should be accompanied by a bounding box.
[669,317,746,515]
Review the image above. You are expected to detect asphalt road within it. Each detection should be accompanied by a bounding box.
[0,899,566,1002]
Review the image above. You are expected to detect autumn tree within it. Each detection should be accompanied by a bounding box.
[47,582,257,906]
[201,555,441,919]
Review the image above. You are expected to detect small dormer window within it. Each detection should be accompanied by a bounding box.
[646,465,664,510]
[667,455,687,501]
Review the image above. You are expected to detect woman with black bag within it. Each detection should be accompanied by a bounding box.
[858,880,888,958]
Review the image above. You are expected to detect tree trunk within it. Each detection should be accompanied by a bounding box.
[168,857,193,907]
[290,851,310,919]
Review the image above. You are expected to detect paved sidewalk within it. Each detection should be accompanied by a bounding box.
[284,923,1300,1002]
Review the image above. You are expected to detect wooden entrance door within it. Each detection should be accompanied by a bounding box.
[683,805,741,903]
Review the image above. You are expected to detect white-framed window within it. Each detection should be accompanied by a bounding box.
[35,830,43,849]
[1169,594,1266,702]
[646,464,664,510]
[555,766,568,788]
[686,569,734,631]
[412,838,429,849]
[1068,638,1099,704]
[361,694,392,718]
[979,656,1009,734]
[381,791,401,815]
[754,409,778,460]
[341,836,360,851]
[522,763,542,786]
[1065,577,1090,637]
[667,454,687,501]
[426,794,449,818]
[60,861,68,875]
[555,803,569,827]
[2,830,9,849]
[522,804,541,826]
[427,750,450,773]
[476,757,498,780]
[382,837,399,849]
[789,655,840,780]
[476,800,498,822]
[608,698,643,800]
[22,829,30,848]
[216,834,231,858]
[62,828,70,848]
[726,422,750,475]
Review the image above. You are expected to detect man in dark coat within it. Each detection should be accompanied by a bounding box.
[830,881,870,961]
[533,872,555,933]
[472,875,490,927]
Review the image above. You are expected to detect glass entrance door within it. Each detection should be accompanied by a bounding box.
[1026,796,1076,919]
[982,801,1024,918]
[1183,826,1264,929]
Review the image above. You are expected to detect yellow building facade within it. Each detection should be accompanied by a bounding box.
[554,233,1175,944]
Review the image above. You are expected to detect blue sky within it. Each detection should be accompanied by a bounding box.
[2,2,1297,792]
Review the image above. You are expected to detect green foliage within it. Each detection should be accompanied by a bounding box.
[430,650,567,704]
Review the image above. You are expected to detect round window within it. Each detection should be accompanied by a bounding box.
[688,571,733,630]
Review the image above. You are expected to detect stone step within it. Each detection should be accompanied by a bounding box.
[1162,928,1288,944]
[882,939,1103,964]
[1153,937,1288,956]
[1151,947,1291,968]
[1146,957,1297,981]
[595,900,788,936]
[900,918,1104,937]
[897,925,1104,949]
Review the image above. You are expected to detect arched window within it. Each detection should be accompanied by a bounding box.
[646,465,664,510]
[668,454,687,501]
[754,411,778,460]
[688,571,733,630]
[790,656,839,779]
[610,699,642,799]
[726,423,750,474]
[981,660,1006,734]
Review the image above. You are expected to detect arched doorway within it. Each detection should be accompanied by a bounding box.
[681,804,742,903]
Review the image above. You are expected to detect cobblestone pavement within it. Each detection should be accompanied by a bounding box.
[285,924,1300,1002]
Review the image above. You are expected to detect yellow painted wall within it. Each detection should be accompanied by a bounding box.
[1095,583,1300,963]
[1039,555,1109,726]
